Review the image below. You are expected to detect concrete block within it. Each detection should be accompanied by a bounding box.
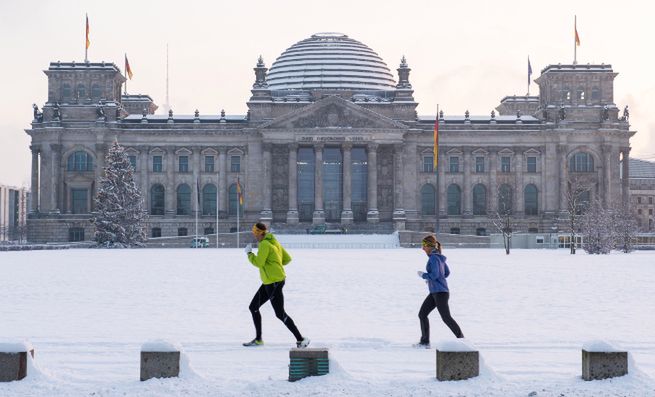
[0,349,34,382]
[436,350,479,381]
[140,351,180,381]
[582,350,628,381]
[289,348,329,382]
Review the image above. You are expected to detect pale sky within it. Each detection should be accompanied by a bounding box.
[1,0,653,187]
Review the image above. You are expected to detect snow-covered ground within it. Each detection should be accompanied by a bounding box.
[1,247,654,396]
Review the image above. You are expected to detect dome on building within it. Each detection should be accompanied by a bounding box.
[266,33,396,91]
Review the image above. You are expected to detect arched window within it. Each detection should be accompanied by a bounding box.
[472,184,487,215]
[591,87,601,102]
[569,152,594,172]
[524,184,539,216]
[228,183,243,216]
[447,184,461,215]
[176,184,191,215]
[150,185,165,215]
[575,190,591,214]
[577,87,585,101]
[498,184,513,215]
[67,151,93,171]
[421,184,436,215]
[562,87,571,101]
[91,84,102,98]
[77,84,86,99]
[202,184,217,215]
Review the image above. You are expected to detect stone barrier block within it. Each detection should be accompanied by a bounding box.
[289,348,329,382]
[140,351,180,381]
[0,349,34,382]
[436,350,479,381]
[582,350,628,381]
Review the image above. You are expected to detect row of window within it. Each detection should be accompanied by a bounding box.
[636,196,654,205]
[149,183,243,216]
[558,86,602,102]
[420,183,540,216]
[60,82,104,100]
[421,152,595,174]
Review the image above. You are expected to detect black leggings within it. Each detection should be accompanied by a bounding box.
[418,292,464,343]
[248,280,303,342]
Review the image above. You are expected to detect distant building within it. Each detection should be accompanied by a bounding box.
[629,158,655,231]
[25,33,635,242]
[0,184,29,242]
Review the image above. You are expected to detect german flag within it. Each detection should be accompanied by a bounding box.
[85,14,90,49]
[124,54,133,80]
[236,178,244,206]
[575,18,580,46]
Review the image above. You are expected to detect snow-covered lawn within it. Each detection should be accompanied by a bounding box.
[1,247,654,396]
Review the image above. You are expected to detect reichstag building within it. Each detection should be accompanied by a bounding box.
[26,33,635,242]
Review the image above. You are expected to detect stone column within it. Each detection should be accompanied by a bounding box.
[558,144,568,213]
[166,147,176,216]
[602,144,612,207]
[39,145,50,212]
[138,146,149,213]
[30,145,40,213]
[392,143,406,229]
[515,152,524,215]
[438,149,446,217]
[260,143,273,221]
[366,143,379,223]
[312,144,325,224]
[192,146,201,217]
[621,146,630,205]
[218,146,228,218]
[462,149,472,217]
[50,143,62,213]
[489,149,498,214]
[286,144,299,224]
[340,143,353,224]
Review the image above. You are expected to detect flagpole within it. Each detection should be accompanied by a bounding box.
[527,56,530,96]
[84,13,89,63]
[236,177,240,249]
[435,104,440,238]
[195,179,199,248]
[574,15,577,65]
[216,170,219,248]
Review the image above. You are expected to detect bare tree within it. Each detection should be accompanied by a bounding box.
[611,201,638,253]
[564,174,593,254]
[493,184,514,255]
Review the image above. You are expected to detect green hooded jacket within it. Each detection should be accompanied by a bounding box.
[247,233,291,284]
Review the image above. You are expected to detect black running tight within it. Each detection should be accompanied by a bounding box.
[418,292,464,343]
[248,280,303,341]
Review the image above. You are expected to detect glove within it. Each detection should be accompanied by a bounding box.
[244,243,252,254]
[417,271,426,278]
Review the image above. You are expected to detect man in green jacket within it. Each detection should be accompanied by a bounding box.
[243,222,310,348]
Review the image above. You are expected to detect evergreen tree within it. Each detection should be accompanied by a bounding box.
[92,141,147,247]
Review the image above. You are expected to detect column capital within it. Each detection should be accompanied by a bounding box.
[50,143,63,153]
[262,142,273,152]
[367,142,379,151]
[342,142,353,150]
[620,146,631,155]
[393,143,404,153]
[314,143,324,151]
[30,144,41,153]
[288,143,299,151]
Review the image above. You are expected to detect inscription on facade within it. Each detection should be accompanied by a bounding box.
[298,136,369,143]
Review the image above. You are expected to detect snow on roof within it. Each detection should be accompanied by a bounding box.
[629,158,655,179]
[435,339,477,352]
[141,340,181,352]
[582,340,624,353]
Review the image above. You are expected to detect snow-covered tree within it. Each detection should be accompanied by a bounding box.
[564,175,592,254]
[493,184,515,255]
[611,202,638,253]
[92,141,147,247]
[581,199,614,254]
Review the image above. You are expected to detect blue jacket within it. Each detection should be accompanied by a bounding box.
[421,249,450,293]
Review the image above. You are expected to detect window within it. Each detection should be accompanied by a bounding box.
[569,152,594,172]
[67,151,93,172]
[205,156,215,172]
[498,184,513,215]
[650,197,653,204]
[577,87,585,101]
[62,83,72,98]
[591,87,601,101]
[476,228,486,236]
[204,227,214,235]
[77,84,86,99]
[638,197,642,204]
[472,184,487,215]
[563,88,571,101]
[68,227,85,242]
[150,184,165,215]
[71,188,88,214]
[351,147,368,222]
[178,156,189,172]
[527,156,537,173]
[177,184,191,215]
[202,184,217,215]
[638,209,643,215]
[421,184,436,215]
[650,209,653,216]
[91,84,102,98]
[423,156,434,173]
[475,157,485,173]
[449,156,460,173]
[575,190,591,214]
[447,184,461,215]
[450,227,460,235]
[151,227,161,238]
[128,155,137,171]
[501,156,511,173]
[524,184,539,216]
[178,227,188,236]
[231,156,241,172]
[152,155,163,172]
[297,148,315,222]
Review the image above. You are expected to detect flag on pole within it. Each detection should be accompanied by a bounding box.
[575,19,581,46]
[124,54,133,80]
[85,14,90,49]
[197,177,201,207]
[433,114,439,171]
[528,56,532,84]
[236,178,244,205]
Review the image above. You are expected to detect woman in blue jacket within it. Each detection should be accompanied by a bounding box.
[415,235,464,348]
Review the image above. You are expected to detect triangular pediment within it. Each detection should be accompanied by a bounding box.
[259,95,407,130]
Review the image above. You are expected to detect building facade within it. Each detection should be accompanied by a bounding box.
[0,184,29,242]
[629,158,655,231]
[25,33,635,242]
